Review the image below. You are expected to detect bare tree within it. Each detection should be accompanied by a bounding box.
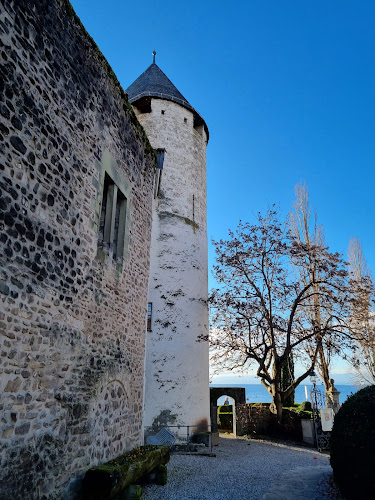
[348,237,375,383]
[288,183,337,405]
[207,208,355,423]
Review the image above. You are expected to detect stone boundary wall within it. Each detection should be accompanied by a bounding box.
[0,0,155,498]
[236,404,305,441]
[236,404,273,437]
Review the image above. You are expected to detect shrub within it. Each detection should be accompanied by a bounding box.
[330,385,375,499]
[283,401,312,419]
[217,405,233,430]
[298,401,312,412]
[218,404,233,413]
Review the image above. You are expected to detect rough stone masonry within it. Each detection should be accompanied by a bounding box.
[0,0,155,497]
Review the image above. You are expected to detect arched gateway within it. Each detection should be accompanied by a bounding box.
[210,387,246,437]
[210,387,246,406]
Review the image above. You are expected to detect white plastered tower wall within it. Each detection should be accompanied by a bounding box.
[132,95,210,433]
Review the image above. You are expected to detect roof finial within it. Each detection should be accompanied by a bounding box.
[152,50,156,64]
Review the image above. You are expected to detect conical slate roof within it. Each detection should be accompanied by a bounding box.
[126,62,209,140]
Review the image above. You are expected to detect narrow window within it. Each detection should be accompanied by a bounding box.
[98,178,108,248]
[98,173,127,262]
[154,149,165,198]
[147,303,152,331]
[98,173,112,251]
[113,190,127,261]
[157,149,164,169]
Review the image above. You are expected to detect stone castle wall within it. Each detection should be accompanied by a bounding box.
[0,0,155,497]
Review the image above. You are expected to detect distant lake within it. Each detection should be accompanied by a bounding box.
[210,383,364,405]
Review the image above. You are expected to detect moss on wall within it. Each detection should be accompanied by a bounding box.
[57,0,156,165]
[83,445,170,499]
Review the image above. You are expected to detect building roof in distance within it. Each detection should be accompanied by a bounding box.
[126,62,209,141]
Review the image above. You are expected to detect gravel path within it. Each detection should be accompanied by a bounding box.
[143,436,343,500]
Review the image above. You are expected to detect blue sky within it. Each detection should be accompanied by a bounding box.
[70,0,375,382]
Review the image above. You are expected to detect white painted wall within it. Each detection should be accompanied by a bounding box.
[135,98,210,435]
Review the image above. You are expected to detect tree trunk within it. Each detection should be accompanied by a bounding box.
[279,353,295,407]
[318,345,334,398]
[317,345,339,408]
[270,390,283,424]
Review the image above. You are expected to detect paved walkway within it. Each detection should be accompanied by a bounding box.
[143,435,342,499]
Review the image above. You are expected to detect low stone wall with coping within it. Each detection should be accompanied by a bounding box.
[236,404,308,441]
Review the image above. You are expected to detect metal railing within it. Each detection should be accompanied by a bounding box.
[310,386,331,451]
[144,425,214,454]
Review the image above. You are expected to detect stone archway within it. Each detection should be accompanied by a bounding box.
[210,387,246,437]
[210,387,246,406]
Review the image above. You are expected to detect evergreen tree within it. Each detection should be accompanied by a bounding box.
[280,354,295,406]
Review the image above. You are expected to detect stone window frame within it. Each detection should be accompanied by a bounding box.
[98,173,127,260]
[94,151,132,266]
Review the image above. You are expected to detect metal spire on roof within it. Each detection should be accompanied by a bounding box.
[152,50,156,64]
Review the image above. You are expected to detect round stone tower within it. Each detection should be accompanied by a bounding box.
[126,56,210,435]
